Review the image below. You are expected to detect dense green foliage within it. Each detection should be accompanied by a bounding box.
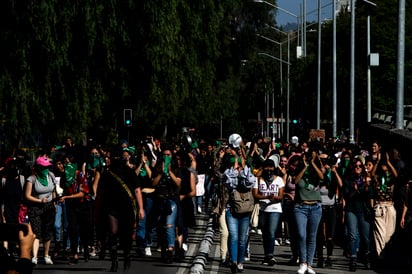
[0,0,409,150]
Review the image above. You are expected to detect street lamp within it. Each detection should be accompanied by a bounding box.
[254,0,299,141]
[253,0,299,19]
[253,0,302,55]
[258,30,292,140]
[267,26,293,142]
[257,51,291,139]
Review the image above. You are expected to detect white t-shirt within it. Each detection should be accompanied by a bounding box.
[253,176,285,213]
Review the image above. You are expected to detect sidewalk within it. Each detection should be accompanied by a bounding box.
[193,215,412,274]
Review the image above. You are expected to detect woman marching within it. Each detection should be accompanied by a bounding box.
[224,143,255,273]
[293,151,324,274]
[152,147,182,263]
[98,149,144,271]
[252,158,285,266]
[24,156,57,266]
[343,157,374,272]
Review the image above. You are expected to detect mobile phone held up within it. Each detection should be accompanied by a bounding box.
[0,223,29,242]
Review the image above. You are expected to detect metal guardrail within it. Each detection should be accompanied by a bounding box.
[372,109,412,130]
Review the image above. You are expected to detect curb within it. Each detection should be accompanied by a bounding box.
[189,216,215,274]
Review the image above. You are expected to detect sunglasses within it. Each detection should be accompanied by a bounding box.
[354,164,363,168]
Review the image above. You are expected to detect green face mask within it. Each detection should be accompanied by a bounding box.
[164,156,172,174]
[35,167,49,186]
[89,154,100,169]
[344,159,350,167]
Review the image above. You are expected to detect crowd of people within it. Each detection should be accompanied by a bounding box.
[211,135,412,274]
[0,133,411,274]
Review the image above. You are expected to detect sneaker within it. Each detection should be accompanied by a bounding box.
[197,206,202,213]
[297,263,308,274]
[317,257,324,268]
[285,239,291,245]
[237,263,244,273]
[269,256,277,266]
[31,257,38,265]
[307,265,316,274]
[144,247,152,256]
[250,228,256,234]
[274,239,280,246]
[182,243,188,252]
[89,246,97,257]
[325,257,332,267]
[165,249,173,264]
[230,263,237,274]
[244,255,250,262]
[262,256,270,265]
[220,259,230,267]
[257,229,262,235]
[44,255,53,265]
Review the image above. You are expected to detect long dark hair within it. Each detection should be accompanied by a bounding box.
[347,159,368,184]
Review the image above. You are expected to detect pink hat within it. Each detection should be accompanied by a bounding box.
[35,156,52,167]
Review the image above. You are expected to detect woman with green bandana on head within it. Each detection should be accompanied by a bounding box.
[24,156,57,266]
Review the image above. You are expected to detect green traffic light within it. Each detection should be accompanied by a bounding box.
[125,120,131,125]
[293,119,298,124]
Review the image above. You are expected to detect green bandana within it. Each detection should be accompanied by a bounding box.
[140,161,150,177]
[87,154,101,169]
[35,167,49,186]
[64,163,78,187]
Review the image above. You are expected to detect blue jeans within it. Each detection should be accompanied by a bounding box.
[54,201,69,247]
[158,199,178,248]
[136,195,154,247]
[345,210,370,258]
[226,208,250,264]
[294,203,322,266]
[260,211,281,257]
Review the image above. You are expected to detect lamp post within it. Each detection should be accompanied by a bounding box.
[258,52,291,139]
[359,0,377,123]
[253,0,301,54]
[316,0,321,130]
[396,0,405,129]
[254,0,299,141]
[258,30,293,141]
[269,26,292,142]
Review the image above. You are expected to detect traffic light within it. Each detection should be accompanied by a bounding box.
[292,119,298,124]
[123,109,132,127]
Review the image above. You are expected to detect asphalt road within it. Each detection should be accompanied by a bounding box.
[32,212,210,274]
[32,209,412,274]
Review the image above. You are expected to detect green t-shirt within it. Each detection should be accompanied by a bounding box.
[295,178,322,203]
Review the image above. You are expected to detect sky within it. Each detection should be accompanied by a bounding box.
[275,0,334,26]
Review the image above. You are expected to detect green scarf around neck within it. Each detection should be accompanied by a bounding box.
[35,167,49,186]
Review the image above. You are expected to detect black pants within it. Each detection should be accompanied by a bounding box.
[316,205,337,258]
[66,201,92,256]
